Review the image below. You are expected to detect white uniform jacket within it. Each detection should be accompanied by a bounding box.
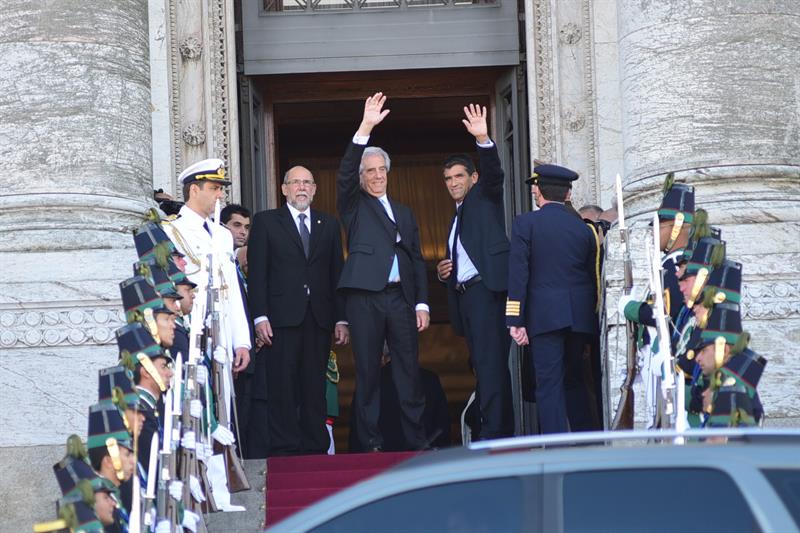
[165,205,251,351]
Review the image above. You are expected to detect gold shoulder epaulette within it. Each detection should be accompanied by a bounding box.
[505,298,521,317]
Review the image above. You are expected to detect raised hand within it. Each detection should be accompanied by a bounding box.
[462,104,489,144]
[357,92,391,136]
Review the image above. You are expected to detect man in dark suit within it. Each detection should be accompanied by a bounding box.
[248,166,349,456]
[221,204,258,458]
[337,92,430,451]
[506,164,599,434]
[435,104,513,439]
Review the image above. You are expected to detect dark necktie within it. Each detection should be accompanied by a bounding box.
[451,205,463,282]
[298,213,310,257]
[203,221,211,236]
[236,258,247,292]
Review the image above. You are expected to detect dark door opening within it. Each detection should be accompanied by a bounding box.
[251,68,517,450]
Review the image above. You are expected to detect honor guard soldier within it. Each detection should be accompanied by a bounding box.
[35,493,106,533]
[119,274,178,353]
[133,259,191,360]
[692,296,766,428]
[506,164,600,434]
[134,211,189,273]
[98,364,150,518]
[115,322,174,471]
[690,260,766,428]
[86,402,137,530]
[619,174,695,336]
[133,219,199,363]
[53,436,119,531]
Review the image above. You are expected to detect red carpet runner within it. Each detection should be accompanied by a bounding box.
[265,451,419,526]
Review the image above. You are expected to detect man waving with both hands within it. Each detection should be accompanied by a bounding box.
[336,92,431,452]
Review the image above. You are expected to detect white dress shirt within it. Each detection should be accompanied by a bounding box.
[448,201,479,283]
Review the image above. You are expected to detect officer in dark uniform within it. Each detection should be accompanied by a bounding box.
[506,164,599,434]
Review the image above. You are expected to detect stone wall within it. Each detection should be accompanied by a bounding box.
[0,0,152,529]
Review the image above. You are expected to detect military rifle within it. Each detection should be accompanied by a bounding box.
[208,200,250,493]
[647,212,686,436]
[611,174,637,430]
[142,432,158,530]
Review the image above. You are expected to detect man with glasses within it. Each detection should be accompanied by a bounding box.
[247,165,349,456]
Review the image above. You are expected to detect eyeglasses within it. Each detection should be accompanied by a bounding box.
[286,179,315,187]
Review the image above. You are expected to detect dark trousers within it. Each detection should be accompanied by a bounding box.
[246,398,270,459]
[265,305,330,456]
[531,328,594,434]
[347,286,426,450]
[457,281,513,439]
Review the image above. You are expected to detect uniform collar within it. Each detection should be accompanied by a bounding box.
[136,385,158,409]
[179,204,211,229]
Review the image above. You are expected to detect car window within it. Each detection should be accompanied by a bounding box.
[562,468,758,532]
[313,477,533,533]
[762,469,800,527]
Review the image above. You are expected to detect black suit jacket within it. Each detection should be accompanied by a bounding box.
[247,205,345,331]
[506,202,598,336]
[336,142,428,307]
[445,143,510,335]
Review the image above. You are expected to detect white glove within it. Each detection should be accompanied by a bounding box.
[189,474,207,503]
[618,293,639,319]
[195,365,208,386]
[182,509,201,533]
[195,440,208,462]
[190,399,203,419]
[214,346,228,364]
[168,480,183,501]
[180,431,196,450]
[154,520,171,533]
[211,425,235,446]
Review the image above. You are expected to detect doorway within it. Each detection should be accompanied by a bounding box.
[247,66,528,450]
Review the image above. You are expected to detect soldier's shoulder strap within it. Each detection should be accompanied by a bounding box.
[586,221,602,313]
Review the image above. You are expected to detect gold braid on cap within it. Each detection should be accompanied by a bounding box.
[106,438,125,481]
[33,519,69,533]
[687,267,709,308]
[143,308,161,345]
[111,388,131,434]
[666,212,685,251]
[136,352,167,392]
[194,167,226,181]
[714,336,726,370]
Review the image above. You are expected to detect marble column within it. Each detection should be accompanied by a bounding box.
[615,0,800,423]
[0,0,152,528]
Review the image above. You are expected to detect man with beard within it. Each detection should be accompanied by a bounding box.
[248,166,348,456]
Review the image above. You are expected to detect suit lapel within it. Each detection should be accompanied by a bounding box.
[365,193,397,240]
[277,205,305,256]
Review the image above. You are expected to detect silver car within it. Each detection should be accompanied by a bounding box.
[267,429,800,532]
